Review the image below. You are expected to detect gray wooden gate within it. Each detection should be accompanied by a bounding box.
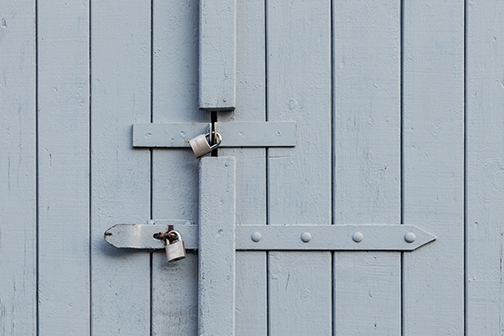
[1,0,503,335]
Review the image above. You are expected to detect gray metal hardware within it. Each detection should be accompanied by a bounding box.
[104,222,436,251]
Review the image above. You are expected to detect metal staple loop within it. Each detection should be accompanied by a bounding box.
[153,225,178,242]
[153,231,179,243]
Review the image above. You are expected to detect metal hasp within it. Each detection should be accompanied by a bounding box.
[105,223,436,251]
[132,122,296,148]
[199,0,236,110]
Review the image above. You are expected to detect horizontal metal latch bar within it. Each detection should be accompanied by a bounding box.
[104,222,435,251]
[132,122,296,148]
[104,220,194,249]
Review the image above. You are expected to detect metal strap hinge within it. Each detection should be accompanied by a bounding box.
[105,221,436,251]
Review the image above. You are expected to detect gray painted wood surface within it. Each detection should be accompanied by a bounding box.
[267,0,332,334]
[150,0,202,334]
[466,0,504,334]
[1,0,504,334]
[333,0,401,333]
[37,0,90,334]
[0,1,36,335]
[199,0,236,110]
[132,121,296,148]
[219,0,267,332]
[90,0,152,334]
[198,157,236,335]
[403,1,465,335]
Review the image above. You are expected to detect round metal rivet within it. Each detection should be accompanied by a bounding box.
[301,232,312,243]
[352,232,363,243]
[404,232,416,243]
[251,232,262,242]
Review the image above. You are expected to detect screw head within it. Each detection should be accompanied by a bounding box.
[301,232,312,243]
[352,232,364,243]
[404,232,416,243]
[251,232,262,242]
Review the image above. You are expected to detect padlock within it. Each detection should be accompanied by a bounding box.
[164,230,186,262]
[189,132,222,158]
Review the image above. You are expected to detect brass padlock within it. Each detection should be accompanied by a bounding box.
[164,230,186,262]
[189,131,222,158]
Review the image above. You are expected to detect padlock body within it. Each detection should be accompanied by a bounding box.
[189,134,212,158]
[165,239,186,262]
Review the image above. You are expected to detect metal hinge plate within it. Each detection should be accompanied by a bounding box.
[104,221,435,251]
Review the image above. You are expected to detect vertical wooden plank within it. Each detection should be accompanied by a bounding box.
[335,254,400,334]
[199,0,236,110]
[402,0,465,334]
[151,0,202,334]
[0,1,36,334]
[91,0,151,334]
[152,252,199,335]
[37,1,90,334]
[235,252,267,335]
[333,0,401,334]
[220,0,267,333]
[267,0,332,334]
[466,0,504,333]
[198,157,236,335]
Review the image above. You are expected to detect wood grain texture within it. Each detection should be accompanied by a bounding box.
[90,0,152,334]
[199,0,236,109]
[151,0,202,333]
[402,0,465,334]
[4,0,503,333]
[466,0,504,333]
[152,251,199,336]
[219,0,267,333]
[333,0,401,334]
[0,1,36,334]
[198,157,236,335]
[334,253,400,335]
[267,0,332,334]
[37,0,90,333]
[268,251,332,335]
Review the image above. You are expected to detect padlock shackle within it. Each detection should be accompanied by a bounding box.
[167,230,182,243]
[208,132,222,149]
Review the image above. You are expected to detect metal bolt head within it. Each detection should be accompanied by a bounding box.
[301,232,312,243]
[251,232,262,242]
[352,232,364,243]
[404,232,416,243]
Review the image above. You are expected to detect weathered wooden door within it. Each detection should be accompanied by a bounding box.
[102,0,459,334]
[3,0,503,335]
